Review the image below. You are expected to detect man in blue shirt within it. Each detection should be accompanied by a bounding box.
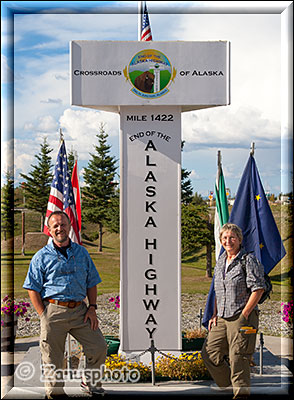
[23,211,107,399]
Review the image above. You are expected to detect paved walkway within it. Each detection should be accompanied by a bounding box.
[1,335,293,399]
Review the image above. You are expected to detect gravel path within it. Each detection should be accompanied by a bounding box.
[15,293,292,339]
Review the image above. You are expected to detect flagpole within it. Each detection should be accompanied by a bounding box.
[59,128,64,144]
[250,142,255,156]
[138,1,143,40]
[217,150,221,168]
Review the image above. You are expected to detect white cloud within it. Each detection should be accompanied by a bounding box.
[59,108,120,160]
[189,169,200,180]
[1,139,14,183]
[1,54,14,83]
[37,115,59,132]
[176,13,281,122]
[13,57,69,133]
[182,105,280,150]
[13,138,47,177]
[24,122,34,131]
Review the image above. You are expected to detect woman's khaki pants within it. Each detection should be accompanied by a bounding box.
[40,301,107,397]
[201,310,258,398]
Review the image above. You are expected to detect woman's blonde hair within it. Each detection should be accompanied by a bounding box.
[219,223,243,243]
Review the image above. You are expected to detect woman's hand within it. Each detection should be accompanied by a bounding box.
[208,315,218,331]
[242,288,264,321]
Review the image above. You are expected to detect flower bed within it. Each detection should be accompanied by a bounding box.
[104,351,210,382]
[280,301,293,326]
[105,354,151,382]
[1,295,31,351]
[1,295,31,325]
[155,352,210,381]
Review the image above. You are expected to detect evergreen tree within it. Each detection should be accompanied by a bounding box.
[20,137,53,231]
[181,168,194,204]
[181,141,193,204]
[181,203,210,253]
[67,149,75,176]
[105,190,120,234]
[192,192,206,206]
[1,170,14,240]
[181,202,214,277]
[83,123,118,252]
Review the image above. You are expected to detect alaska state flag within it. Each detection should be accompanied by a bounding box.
[202,154,286,329]
[229,154,286,274]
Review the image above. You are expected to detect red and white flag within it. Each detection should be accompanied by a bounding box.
[43,140,82,244]
[71,160,82,235]
[140,2,152,41]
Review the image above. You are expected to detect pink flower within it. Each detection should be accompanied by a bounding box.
[281,301,293,325]
[1,296,31,323]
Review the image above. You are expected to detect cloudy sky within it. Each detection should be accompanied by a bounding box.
[1,1,293,197]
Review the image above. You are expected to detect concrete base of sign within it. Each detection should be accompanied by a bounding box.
[118,348,183,366]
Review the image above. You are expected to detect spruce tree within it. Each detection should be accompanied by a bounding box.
[67,149,75,176]
[181,141,193,204]
[181,168,194,204]
[20,137,53,231]
[1,170,14,240]
[83,123,118,252]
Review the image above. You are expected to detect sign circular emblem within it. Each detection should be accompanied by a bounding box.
[126,49,174,99]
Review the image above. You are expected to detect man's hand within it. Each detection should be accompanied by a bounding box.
[84,307,99,330]
[208,315,218,331]
[27,290,45,316]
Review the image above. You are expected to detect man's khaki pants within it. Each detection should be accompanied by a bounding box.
[40,301,107,397]
[201,310,258,398]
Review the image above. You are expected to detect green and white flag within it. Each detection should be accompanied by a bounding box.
[214,153,229,260]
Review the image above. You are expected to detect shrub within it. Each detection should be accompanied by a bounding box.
[1,295,31,326]
[183,328,207,339]
[105,354,151,382]
[155,351,210,381]
[104,351,210,382]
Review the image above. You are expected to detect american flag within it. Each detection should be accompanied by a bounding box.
[141,2,152,41]
[43,140,82,244]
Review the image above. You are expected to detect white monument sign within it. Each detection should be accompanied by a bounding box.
[120,105,182,350]
[70,40,230,352]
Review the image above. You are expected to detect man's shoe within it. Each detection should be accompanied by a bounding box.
[80,381,105,396]
[210,382,233,392]
[45,394,69,399]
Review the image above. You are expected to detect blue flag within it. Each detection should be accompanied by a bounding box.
[202,154,286,328]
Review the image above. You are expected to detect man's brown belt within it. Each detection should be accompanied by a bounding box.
[47,299,82,308]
